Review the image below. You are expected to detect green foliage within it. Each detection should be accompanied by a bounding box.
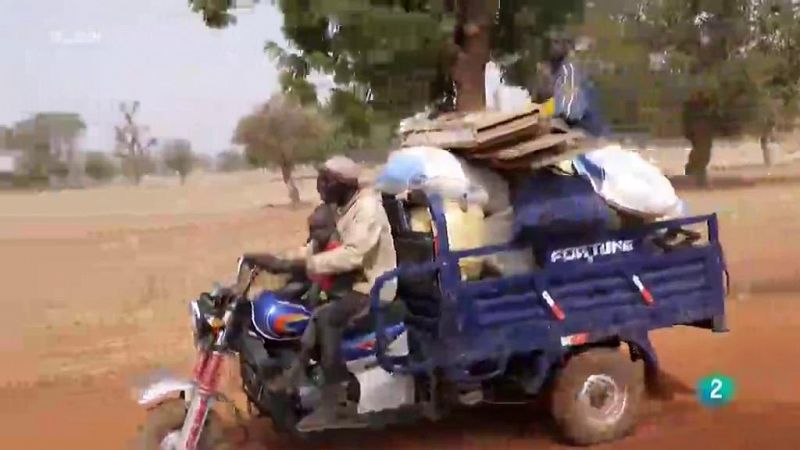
[188,0,240,28]
[189,0,583,130]
[327,89,372,139]
[84,152,118,181]
[629,0,800,138]
[190,0,800,144]
[161,139,196,183]
[493,0,585,88]
[233,94,332,169]
[8,112,86,181]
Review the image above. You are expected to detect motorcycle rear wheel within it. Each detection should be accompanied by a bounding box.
[137,399,230,450]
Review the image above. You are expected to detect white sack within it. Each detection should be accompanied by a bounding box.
[573,145,686,220]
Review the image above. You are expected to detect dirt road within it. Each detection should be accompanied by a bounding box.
[1,171,799,449]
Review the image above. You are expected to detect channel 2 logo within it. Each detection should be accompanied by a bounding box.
[697,374,735,408]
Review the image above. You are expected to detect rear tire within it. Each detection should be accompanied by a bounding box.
[550,347,644,446]
[138,399,230,450]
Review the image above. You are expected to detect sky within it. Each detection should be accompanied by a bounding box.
[0,0,287,154]
[0,0,513,155]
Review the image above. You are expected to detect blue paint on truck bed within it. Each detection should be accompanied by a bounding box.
[370,194,728,384]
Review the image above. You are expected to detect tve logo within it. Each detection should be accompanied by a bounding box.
[697,374,736,408]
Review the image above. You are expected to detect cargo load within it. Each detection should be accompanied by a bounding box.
[398,103,587,171]
[381,103,686,280]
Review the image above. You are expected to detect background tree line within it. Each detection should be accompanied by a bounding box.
[191,0,800,193]
[7,1,800,196]
[1,104,211,188]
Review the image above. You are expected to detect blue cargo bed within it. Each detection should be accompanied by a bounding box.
[371,197,728,381]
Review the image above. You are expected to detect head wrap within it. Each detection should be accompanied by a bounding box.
[321,155,362,184]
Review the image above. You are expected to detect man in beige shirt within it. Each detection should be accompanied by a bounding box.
[244,155,397,431]
[305,156,398,304]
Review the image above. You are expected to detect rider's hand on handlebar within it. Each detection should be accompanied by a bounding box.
[241,253,280,271]
[242,253,304,274]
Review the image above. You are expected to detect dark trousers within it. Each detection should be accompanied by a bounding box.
[300,290,369,385]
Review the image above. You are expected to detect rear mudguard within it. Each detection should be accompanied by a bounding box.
[137,374,196,408]
[559,332,660,393]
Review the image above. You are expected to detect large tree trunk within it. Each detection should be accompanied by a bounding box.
[279,158,301,206]
[130,154,144,185]
[760,124,777,167]
[65,138,82,188]
[682,95,714,187]
[685,130,713,187]
[451,0,495,112]
[133,166,143,185]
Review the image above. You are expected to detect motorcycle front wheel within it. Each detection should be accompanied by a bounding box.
[137,399,230,450]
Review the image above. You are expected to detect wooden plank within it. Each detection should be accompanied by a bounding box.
[471,114,541,149]
[401,128,477,149]
[472,120,552,154]
[465,107,540,131]
[469,130,585,161]
[398,104,552,152]
[399,104,542,135]
[400,115,545,151]
[482,143,592,171]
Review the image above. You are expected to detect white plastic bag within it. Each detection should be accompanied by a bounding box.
[375,146,469,195]
[376,146,496,210]
[572,145,684,220]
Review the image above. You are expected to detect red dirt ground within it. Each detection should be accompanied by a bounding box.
[1,170,799,449]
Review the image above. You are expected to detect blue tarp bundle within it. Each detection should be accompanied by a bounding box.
[512,170,615,242]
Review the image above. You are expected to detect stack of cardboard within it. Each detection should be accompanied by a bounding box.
[399,103,587,170]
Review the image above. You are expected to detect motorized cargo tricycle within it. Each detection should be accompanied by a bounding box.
[136,187,729,449]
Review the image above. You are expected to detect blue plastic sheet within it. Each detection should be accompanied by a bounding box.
[512,171,615,241]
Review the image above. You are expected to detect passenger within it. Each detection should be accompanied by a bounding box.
[304,203,360,306]
[535,31,655,231]
[535,29,610,141]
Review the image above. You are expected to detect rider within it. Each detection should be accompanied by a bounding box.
[245,155,398,431]
[534,32,648,230]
